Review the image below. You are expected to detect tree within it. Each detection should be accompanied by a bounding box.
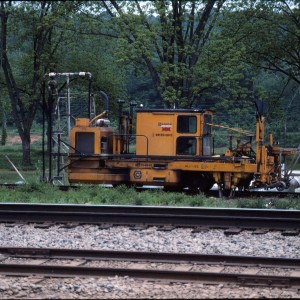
[0,1,82,165]
[97,0,226,108]
[244,1,300,85]
[217,0,300,144]
[56,16,127,115]
[0,84,10,145]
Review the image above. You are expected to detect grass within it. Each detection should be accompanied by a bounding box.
[0,183,299,210]
[0,126,299,209]
[0,143,44,184]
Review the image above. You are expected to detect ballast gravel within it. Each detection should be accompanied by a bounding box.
[0,223,299,298]
[0,224,299,258]
[0,276,299,299]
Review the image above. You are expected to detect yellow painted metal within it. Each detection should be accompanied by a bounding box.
[135,111,213,156]
[89,111,107,125]
[206,122,254,136]
[129,169,180,185]
[69,122,113,155]
[136,112,176,155]
[104,159,257,173]
[67,109,296,192]
[75,118,90,127]
[69,172,129,184]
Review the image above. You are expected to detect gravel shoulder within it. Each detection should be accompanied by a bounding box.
[0,223,299,298]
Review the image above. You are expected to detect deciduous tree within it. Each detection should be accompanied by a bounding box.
[0,1,82,165]
[100,0,226,108]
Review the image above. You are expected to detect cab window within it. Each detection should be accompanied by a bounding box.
[75,132,95,154]
[203,114,212,135]
[177,116,197,133]
[176,137,196,155]
[202,136,212,156]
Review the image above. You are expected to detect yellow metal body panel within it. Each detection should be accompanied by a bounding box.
[69,172,129,184]
[104,159,257,173]
[130,169,180,185]
[75,118,90,127]
[68,159,129,184]
[68,156,257,187]
[136,112,176,155]
[135,111,212,156]
[69,125,113,155]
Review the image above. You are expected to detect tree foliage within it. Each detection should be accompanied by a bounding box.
[217,0,300,143]
[97,0,227,108]
[1,0,300,165]
[0,1,83,165]
[242,1,300,85]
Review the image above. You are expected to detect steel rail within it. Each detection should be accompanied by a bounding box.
[0,249,300,287]
[0,264,298,287]
[0,204,299,229]
[1,247,300,268]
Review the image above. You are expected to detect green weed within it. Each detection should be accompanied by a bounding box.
[0,183,298,209]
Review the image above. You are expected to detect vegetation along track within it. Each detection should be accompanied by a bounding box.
[57,184,300,198]
[0,247,300,288]
[1,184,300,199]
[0,203,300,232]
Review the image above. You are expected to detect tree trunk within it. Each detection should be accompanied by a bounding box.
[21,133,31,166]
[1,110,7,146]
[0,2,35,166]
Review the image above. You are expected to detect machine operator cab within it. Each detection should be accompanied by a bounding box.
[135,109,213,157]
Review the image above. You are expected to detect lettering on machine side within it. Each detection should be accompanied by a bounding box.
[184,164,208,169]
[184,164,200,169]
[135,163,152,167]
[158,122,172,132]
[155,133,172,137]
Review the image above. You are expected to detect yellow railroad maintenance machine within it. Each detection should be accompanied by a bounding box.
[43,72,300,197]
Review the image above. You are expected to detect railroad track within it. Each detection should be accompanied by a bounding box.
[0,203,299,293]
[0,247,300,288]
[0,203,299,232]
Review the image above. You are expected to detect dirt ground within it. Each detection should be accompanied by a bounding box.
[7,135,41,144]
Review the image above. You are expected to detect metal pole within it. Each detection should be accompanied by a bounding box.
[67,75,71,142]
[42,80,45,181]
[88,78,91,118]
[56,133,61,178]
[48,93,53,182]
